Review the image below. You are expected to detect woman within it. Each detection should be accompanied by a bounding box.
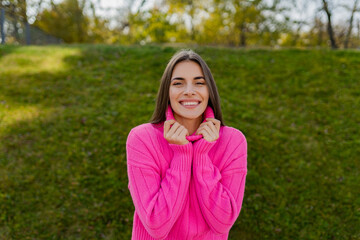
[126,49,247,240]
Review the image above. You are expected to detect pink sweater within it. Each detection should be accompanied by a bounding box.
[126,106,247,240]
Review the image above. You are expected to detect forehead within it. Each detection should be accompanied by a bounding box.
[172,61,204,77]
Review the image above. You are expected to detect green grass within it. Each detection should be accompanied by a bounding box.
[0,44,359,239]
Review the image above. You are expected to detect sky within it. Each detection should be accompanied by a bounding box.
[95,0,160,29]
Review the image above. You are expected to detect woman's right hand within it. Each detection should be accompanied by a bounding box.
[164,120,189,145]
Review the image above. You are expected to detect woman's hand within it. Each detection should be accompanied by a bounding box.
[164,120,190,145]
[195,118,221,142]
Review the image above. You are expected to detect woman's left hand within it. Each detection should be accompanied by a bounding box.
[195,118,221,142]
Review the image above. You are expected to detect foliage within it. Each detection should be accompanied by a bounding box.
[0,44,359,239]
[126,8,179,44]
[3,0,360,48]
[33,0,111,43]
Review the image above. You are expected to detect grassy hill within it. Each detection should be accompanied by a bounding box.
[0,44,359,239]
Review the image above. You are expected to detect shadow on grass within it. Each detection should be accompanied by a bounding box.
[0,44,19,59]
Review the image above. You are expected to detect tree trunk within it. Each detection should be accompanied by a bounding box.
[1,8,5,44]
[322,0,338,49]
[344,0,359,48]
[358,19,360,41]
[317,18,324,46]
[292,23,302,46]
[239,22,246,47]
[189,3,195,41]
[18,0,28,23]
[9,3,20,42]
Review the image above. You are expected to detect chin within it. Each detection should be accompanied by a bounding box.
[181,113,202,120]
[173,103,207,120]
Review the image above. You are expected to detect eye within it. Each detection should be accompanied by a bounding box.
[196,82,205,85]
[173,82,181,85]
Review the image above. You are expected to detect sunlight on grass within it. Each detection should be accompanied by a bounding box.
[0,46,81,74]
[0,104,52,135]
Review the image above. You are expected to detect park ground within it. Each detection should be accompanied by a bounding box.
[0,44,359,239]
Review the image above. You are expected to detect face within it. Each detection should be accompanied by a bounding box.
[169,60,209,121]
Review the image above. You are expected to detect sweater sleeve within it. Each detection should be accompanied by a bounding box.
[126,127,193,239]
[192,131,247,235]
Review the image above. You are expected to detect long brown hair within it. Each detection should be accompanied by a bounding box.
[149,49,225,126]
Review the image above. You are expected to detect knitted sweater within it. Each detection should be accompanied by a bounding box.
[126,106,247,240]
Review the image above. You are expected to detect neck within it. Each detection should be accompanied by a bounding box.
[174,114,203,135]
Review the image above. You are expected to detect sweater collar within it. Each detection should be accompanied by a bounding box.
[165,104,215,142]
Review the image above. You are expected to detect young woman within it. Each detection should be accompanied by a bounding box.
[126,50,247,240]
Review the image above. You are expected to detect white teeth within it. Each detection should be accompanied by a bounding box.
[181,102,199,106]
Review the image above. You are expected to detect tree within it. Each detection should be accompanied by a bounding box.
[166,0,206,42]
[1,0,28,41]
[343,0,359,48]
[321,0,338,49]
[33,0,112,43]
[314,15,326,46]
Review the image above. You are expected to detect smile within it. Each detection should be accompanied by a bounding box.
[179,101,201,109]
[180,101,201,106]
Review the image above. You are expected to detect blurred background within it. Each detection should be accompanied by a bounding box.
[1,1,360,240]
[1,0,360,48]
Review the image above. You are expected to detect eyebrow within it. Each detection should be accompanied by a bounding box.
[171,76,205,81]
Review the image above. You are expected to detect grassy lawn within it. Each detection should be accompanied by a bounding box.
[0,44,359,239]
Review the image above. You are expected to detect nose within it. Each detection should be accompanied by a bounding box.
[184,84,195,95]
